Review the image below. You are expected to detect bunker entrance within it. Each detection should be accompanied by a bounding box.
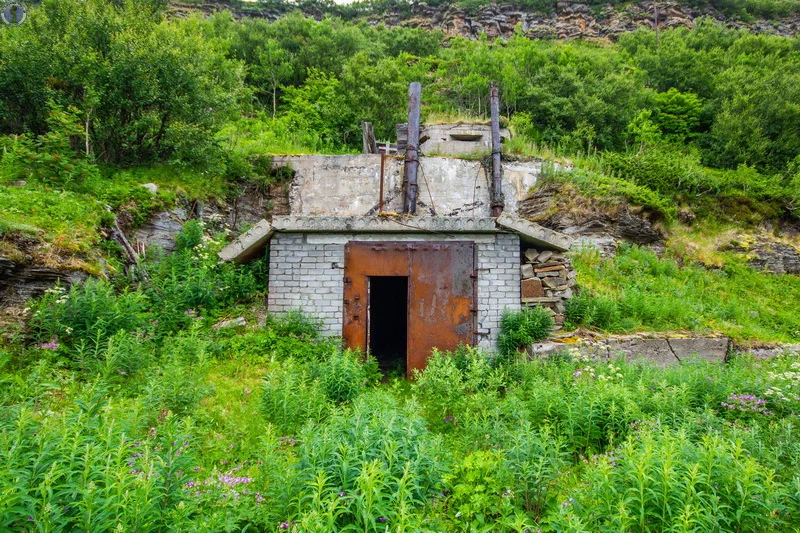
[343,242,475,377]
[368,276,408,375]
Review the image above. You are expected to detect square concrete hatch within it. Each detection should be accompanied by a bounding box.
[342,242,475,376]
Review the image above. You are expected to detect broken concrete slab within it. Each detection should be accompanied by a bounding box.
[218,219,274,263]
[213,316,247,330]
[495,213,571,252]
[668,337,730,363]
[607,338,680,367]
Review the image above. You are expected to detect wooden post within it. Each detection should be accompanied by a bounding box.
[361,121,378,154]
[378,153,386,214]
[490,82,505,217]
[403,82,421,215]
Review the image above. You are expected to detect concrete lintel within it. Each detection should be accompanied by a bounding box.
[218,219,274,263]
[305,233,498,245]
[495,213,571,252]
[272,215,499,234]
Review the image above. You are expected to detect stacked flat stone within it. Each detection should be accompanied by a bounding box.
[519,247,576,328]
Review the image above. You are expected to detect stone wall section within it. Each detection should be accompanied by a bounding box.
[520,247,576,329]
[268,231,521,348]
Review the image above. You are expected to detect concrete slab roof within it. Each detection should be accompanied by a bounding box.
[218,214,572,263]
[272,215,499,233]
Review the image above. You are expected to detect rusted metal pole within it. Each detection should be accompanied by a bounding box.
[403,82,421,215]
[490,82,505,217]
[378,153,385,214]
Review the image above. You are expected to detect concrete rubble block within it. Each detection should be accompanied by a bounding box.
[606,338,680,368]
[496,213,572,252]
[524,248,540,263]
[542,277,568,289]
[578,342,610,362]
[521,296,562,304]
[668,337,730,363]
[527,341,567,358]
[535,264,566,273]
[521,264,535,279]
[537,270,562,277]
[213,317,247,330]
[141,183,158,195]
[521,278,544,298]
[218,219,274,263]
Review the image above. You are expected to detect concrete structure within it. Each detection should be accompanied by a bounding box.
[418,123,510,156]
[265,216,521,353]
[272,154,545,217]
[219,145,572,375]
[529,336,732,367]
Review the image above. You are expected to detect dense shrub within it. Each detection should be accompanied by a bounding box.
[314,349,374,403]
[260,358,331,434]
[497,306,554,358]
[552,425,789,532]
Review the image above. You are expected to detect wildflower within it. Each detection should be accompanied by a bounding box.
[377,517,388,523]
[444,415,455,423]
[119,371,126,375]
[28,517,34,521]
[338,491,345,497]
[150,427,157,438]
[36,337,60,350]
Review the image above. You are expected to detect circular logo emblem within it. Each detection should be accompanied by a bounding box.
[1,1,28,26]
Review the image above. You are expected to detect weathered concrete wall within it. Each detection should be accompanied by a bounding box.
[272,155,543,218]
[267,231,520,349]
[529,335,732,367]
[419,124,510,156]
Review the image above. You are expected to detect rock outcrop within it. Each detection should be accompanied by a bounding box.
[0,257,87,307]
[518,183,664,255]
[171,1,800,39]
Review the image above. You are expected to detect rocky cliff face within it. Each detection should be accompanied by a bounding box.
[369,1,800,40]
[171,1,800,39]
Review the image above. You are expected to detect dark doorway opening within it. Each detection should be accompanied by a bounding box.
[368,276,408,375]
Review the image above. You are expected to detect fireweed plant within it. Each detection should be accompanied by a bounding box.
[4,222,800,530]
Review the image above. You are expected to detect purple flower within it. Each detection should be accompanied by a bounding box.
[444,415,455,423]
[36,337,59,350]
[28,517,34,521]
[377,517,388,523]
[338,491,345,497]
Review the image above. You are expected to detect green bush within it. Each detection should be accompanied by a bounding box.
[286,391,446,529]
[413,346,508,425]
[497,306,554,358]
[260,358,331,434]
[314,349,373,403]
[28,280,148,352]
[552,425,789,532]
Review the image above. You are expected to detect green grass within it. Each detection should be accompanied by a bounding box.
[0,164,234,266]
[569,244,800,342]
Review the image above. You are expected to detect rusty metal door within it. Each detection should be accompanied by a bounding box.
[343,242,475,376]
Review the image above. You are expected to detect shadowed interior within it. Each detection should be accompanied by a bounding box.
[368,276,408,375]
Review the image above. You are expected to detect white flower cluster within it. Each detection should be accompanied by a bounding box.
[765,361,800,403]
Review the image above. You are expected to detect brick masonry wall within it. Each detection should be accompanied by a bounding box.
[267,232,521,348]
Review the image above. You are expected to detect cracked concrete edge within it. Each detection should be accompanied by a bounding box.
[495,213,572,252]
[218,219,274,263]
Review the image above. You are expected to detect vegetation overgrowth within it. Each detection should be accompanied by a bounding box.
[2,0,799,264]
[3,225,800,530]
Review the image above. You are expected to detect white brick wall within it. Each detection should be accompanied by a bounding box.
[267,232,521,348]
[475,233,521,349]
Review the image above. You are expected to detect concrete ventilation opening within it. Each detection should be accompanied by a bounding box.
[368,276,408,375]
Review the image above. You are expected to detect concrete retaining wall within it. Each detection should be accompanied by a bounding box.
[267,231,520,348]
[529,336,732,367]
[272,155,543,218]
